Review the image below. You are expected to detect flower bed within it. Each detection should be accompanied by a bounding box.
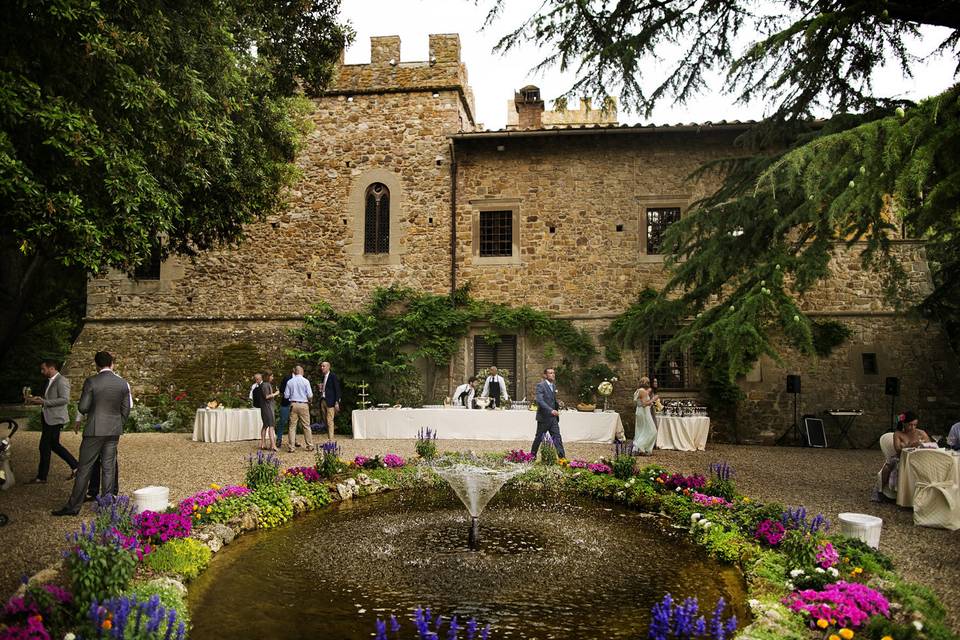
[1,448,954,640]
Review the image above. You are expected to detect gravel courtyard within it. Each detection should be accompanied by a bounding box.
[0,431,957,631]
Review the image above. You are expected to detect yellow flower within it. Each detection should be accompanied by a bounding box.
[839,629,854,640]
[206,506,212,513]
[194,513,201,519]
[743,497,751,503]
[828,635,840,640]
[853,567,863,574]
[210,483,220,490]
[816,619,829,629]
[881,636,893,640]
[192,504,198,511]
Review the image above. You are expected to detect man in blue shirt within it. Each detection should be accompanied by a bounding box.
[283,366,314,452]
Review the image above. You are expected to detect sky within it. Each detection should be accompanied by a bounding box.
[338,1,958,131]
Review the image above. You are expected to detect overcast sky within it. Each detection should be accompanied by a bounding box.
[339,1,957,131]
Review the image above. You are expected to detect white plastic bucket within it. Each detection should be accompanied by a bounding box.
[132,486,170,514]
[838,512,883,549]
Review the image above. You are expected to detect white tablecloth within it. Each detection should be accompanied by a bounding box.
[897,448,960,508]
[192,409,262,443]
[656,416,711,451]
[352,408,623,443]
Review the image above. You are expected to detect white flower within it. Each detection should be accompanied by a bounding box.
[64,635,77,640]
[912,621,924,631]
[828,567,839,577]
[815,567,825,573]
[691,513,702,522]
[785,581,794,590]
[789,569,804,578]
[701,521,712,529]
[748,599,760,610]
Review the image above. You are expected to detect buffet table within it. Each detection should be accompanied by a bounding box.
[352,408,623,443]
[896,448,960,508]
[192,408,262,443]
[655,416,711,451]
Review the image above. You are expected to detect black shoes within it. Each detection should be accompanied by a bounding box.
[51,507,79,517]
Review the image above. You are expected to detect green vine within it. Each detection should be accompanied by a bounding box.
[810,319,852,357]
[288,284,597,428]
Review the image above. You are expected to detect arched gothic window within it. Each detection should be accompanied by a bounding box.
[364,183,390,254]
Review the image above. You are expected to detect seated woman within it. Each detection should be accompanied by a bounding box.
[880,410,932,493]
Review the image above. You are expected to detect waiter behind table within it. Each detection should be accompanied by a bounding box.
[480,367,509,409]
[452,376,477,408]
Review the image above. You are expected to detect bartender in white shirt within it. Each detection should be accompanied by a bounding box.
[480,366,509,408]
[452,376,477,408]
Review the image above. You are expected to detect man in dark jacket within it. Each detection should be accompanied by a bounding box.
[318,361,341,439]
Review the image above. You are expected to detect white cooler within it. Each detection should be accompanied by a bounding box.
[838,512,883,548]
[132,486,170,514]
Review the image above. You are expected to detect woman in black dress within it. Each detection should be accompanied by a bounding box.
[259,371,280,451]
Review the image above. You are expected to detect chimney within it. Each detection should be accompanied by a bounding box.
[514,85,544,129]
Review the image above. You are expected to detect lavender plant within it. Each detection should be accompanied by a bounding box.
[94,494,137,536]
[612,441,635,480]
[316,440,344,479]
[648,594,737,640]
[539,434,558,466]
[63,521,139,606]
[780,506,830,534]
[89,593,187,640]
[245,450,281,490]
[705,462,736,501]
[374,606,490,640]
[416,427,439,460]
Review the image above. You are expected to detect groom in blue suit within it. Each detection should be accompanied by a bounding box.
[531,367,565,458]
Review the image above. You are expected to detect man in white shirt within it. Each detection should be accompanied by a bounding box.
[452,376,477,408]
[249,373,263,408]
[480,367,509,408]
[283,366,314,452]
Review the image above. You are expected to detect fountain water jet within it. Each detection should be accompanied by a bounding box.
[432,463,527,549]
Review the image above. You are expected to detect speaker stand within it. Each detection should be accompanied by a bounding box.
[775,391,802,446]
[866,394,897,449]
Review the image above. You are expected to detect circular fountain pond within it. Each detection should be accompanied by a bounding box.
[187,488,748,639]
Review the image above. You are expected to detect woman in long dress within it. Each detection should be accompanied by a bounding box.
[632,376,658,455]
[259,372,280,452]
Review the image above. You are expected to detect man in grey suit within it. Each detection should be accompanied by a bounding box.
[26,359,78,483]
[53,351,131,516]
[530,367,566,458]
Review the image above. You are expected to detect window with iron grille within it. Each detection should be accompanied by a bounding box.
[648,334,689,389]
[646,207,681,255]
[479,210,513,257]
[133,244,162,280]
[364,183,390,254]
[474,334,518,398]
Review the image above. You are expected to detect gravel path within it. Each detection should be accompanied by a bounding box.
[0,431,957,631]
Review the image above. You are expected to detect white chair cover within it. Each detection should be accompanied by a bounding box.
[876,432,896,500]
[911,449,960,531]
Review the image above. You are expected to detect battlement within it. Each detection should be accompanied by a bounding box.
[332,35,469,94]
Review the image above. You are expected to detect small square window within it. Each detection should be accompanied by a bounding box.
[479,210,513,257]
[616,224,624,232]
[548,226,556,234]
[646,207,681,255]
[861,353,878,375]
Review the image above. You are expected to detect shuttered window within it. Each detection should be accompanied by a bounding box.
[474,334,517,398]
[364,183,390,254]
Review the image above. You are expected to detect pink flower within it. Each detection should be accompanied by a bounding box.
[816,541,839,569]
[691,492,733,508]
[588,463,612,474]
[383,454,406,468]
[783,581,889,628]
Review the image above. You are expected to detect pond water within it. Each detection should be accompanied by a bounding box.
[187,489,747,639]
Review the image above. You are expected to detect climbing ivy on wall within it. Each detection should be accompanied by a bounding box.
[288,285,597,422]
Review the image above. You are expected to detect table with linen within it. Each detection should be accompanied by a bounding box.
[192,408,263,443]
[352,408,622,443]
[655,416,711,451]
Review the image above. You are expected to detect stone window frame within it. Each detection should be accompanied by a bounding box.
[851,344,887,385]
[470,198,522,266]
[363,182,391,255]
[347,169,405,266]
[121,235,184,292]
[637,195,689,263]
[464,326,527,398]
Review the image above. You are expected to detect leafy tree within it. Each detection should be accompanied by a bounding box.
[486,1,960,417]
[0,0,351,375]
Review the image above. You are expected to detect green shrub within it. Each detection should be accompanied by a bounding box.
[704,477,736,501]
[611,454,635,481]
[731,499,785,537]
[66,533,138,605]
[779,529,822,569]
[864,577,955,640]
[125,579,191,627]
[204,495,253,525]
[828,534,894,575]
[415,438,438,460]
[249,483,294,528]
[700,525,749,564]
[283,474,332,509]
[747,550,790,597]
[316,442,345,479]
[660,492,696,525]
[144,538,211,581]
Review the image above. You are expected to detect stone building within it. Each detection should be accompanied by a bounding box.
[67,34,959,442]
